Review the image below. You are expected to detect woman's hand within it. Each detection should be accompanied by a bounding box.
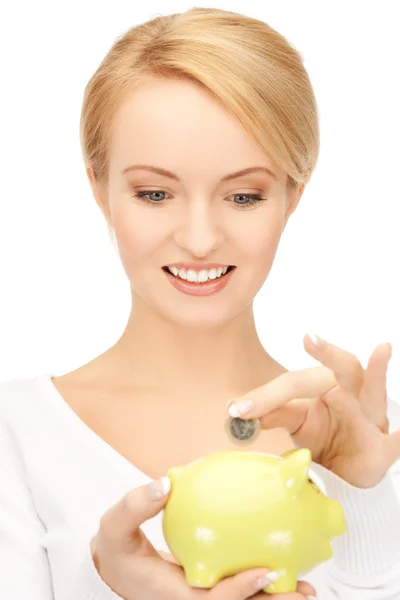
[227,334,400,488]
[90,477,316,599]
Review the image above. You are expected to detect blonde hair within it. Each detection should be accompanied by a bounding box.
[79,7,320,249]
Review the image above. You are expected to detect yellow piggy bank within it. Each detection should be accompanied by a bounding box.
[162,448,346,594]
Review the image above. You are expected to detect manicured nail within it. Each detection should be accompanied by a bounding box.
[255,571,280,589]
[148,476,171,500]
[228,399,253,417]
[307,333,326,347]
[307,596,318,600]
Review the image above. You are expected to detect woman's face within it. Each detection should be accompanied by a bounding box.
[90,76,304,327]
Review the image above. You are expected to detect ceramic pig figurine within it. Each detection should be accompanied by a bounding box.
[162,448,346,594]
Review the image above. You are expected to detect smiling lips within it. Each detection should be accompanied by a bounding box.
[162,264,236,296]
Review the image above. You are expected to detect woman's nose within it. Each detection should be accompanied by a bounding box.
[173,203,224,257]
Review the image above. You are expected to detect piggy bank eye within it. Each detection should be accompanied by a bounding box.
[308,477,322,494]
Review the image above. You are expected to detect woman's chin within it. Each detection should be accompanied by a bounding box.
[155,302,252,329]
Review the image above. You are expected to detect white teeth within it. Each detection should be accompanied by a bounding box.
[197,270,209,283]
[186,269,198,282]
[166,266,232,283]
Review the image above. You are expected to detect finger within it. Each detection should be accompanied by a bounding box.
[253,578,317,597]
[296,577,318,596]
[304,333,364,397]
[233,593,310,600]
[98,476,171,554]
[360,342,391,430]
[257,398,312,434]
[208,569,284,600]
[321,385,360,420]
[227,366,337,420]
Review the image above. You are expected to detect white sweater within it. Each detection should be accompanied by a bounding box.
[0,375,400,600]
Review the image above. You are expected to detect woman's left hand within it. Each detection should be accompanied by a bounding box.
[227,334,400,488]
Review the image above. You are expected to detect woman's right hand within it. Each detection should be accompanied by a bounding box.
[90,476,316,600]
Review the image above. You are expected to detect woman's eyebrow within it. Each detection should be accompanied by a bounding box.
[121,164,278,182]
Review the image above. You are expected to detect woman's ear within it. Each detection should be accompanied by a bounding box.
[283,182,306,226]
[86,166,112,227]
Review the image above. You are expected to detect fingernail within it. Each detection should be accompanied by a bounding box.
[307,332,326,347]
[228,399,253,417]
[148,476,171,500]
[307,596,318,600]
[255,571,280,589]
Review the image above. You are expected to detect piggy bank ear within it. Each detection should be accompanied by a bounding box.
[166,466,184,484]
[279,448,311,496]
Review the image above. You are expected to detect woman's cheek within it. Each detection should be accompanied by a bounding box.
[242,221,283,262]
[114,213,168,271]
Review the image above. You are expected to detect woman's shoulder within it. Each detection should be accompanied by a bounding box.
[0,375,47,427]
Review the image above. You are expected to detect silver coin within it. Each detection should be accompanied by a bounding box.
[225,416,260,445]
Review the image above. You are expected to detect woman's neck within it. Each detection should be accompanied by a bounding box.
[105,300,286,399]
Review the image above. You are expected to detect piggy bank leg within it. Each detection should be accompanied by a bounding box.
[185,564,221,588]
[262,568,298,594]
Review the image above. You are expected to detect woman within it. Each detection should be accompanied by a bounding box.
[1,7,399,600]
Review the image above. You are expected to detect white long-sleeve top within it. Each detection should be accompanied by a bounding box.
[1,374,400,600]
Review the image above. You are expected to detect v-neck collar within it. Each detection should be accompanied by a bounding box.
[38,374,153,484]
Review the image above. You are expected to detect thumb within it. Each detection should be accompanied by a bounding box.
[99,476,171,553]
[212,568,317,599]
[259,398,311,434]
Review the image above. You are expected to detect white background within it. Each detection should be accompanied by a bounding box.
[0,1,399,407]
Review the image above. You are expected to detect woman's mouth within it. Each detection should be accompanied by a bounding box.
[162,265,236,296]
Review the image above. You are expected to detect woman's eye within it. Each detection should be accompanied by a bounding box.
[230,193,269,207]
[131,190,269,208]
[308,477,321,493]
[132,191,168,205]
